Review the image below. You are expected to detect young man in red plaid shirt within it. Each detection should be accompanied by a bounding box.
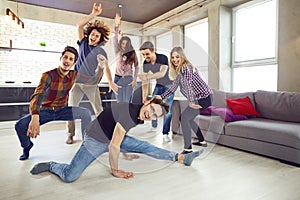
[15,46,92,161]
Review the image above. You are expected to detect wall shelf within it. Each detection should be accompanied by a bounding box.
[0,46,60,54]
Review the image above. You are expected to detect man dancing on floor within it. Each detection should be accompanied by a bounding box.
[31,96,203,181]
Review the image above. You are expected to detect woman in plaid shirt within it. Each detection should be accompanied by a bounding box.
[158,47,213,154]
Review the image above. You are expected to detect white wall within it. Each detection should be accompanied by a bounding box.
[0,0,142,85]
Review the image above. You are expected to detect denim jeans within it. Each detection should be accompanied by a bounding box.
[50,135,177,182]
[181,95,212,149]
[114,75,134,103]
[152,84,174,135]
[15,106,91,148]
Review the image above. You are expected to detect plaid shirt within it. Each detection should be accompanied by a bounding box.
[161,64,212,103]
[30,68,77,115]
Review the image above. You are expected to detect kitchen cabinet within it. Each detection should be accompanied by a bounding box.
[0,85,116,121]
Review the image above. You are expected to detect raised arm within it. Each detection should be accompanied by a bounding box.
[113,13,121,54]
[77,3,102,41]
[109,122,134,179]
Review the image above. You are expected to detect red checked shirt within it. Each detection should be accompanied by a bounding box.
[161,64,212,103]
[29,68,77,115]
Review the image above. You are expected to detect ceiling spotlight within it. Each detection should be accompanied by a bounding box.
[117,4,123,18]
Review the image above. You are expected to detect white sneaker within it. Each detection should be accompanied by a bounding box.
[163,135,171,143]
[148,126,158,132]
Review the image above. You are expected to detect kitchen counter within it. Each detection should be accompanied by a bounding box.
[0,83,37,88]
[0,83,115,121]
[0,82,111,88]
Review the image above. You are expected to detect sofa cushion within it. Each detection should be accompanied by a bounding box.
[224,118,300,150]
[212,107,248,122]
[254,90,300,123]
[212,89,255,108]
[201,106,216,115]
[226,96,260,117]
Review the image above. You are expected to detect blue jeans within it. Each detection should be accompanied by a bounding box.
[114,75,134,103]
[15,106,91,148]
[50,135,177,182]
[152,84,174,135]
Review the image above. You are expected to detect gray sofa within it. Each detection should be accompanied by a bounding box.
[171,89,300,166]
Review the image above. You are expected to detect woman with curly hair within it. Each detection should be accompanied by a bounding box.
[113,13,139,103]
[67,3,118,144]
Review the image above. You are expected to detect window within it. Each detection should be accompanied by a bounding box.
[184,18,208,81]
[233,65,277,92]
[151,32,173,90]
[156,31,172,60]
[232,0,278,92]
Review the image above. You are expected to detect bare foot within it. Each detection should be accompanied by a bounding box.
[66,136,74,144]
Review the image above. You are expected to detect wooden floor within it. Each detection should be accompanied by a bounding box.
[0,120,300,200]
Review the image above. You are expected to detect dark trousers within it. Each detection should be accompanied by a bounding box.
[181,95,212,149]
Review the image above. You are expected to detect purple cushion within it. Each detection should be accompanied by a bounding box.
[212,107,248,122]
[201,106,216,115]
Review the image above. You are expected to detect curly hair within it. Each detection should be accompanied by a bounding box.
[84,20,110,46]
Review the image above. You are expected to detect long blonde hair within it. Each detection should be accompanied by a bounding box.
[169,47,197,79]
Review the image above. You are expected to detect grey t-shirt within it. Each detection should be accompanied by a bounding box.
[143,53,172,86]
[75,37,107,84]
[85,103,143,143]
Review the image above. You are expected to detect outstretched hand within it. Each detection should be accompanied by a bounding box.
[144,95,162,105]
[92,3,102,16]
[27,115,40,138]
[129,80,137,89]
[97,54,108,68]
[189,103,202,109]
[115,13,121,27]
[108,82,121,95]
[138,74,148,82]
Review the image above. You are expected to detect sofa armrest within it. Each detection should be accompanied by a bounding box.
[171,99,189,134]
